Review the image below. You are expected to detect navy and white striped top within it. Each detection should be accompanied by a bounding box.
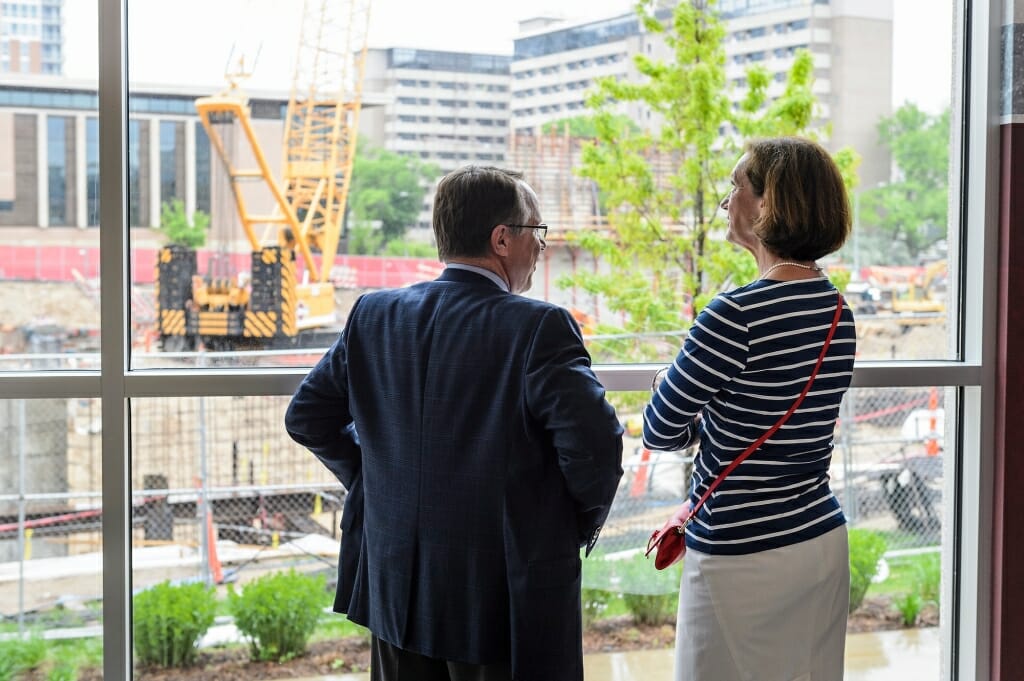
[643,277,856,555]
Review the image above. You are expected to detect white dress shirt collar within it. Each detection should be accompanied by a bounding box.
[445,263,510,292]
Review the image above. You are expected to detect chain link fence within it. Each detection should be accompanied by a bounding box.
[594,386,946,594]
[1,386,945,634]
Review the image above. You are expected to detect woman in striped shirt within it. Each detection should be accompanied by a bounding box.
[643,136,856,681]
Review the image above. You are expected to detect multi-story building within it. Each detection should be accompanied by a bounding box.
[511,0,894,187]
[719,0,893,186]
[0,75,295,240]
[510,14,652,134]
[360,47,512,231]
[1,0,62,75]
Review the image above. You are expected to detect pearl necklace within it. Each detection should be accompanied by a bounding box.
[760,261,823,280]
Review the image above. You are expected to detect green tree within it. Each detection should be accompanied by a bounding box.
[159,198,209,248]
[541,114,640,138]
[347,139,438,250]
[859,104,949,263]
[563,0,858,366]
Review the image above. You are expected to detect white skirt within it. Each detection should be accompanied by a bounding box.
[674,525,849,681]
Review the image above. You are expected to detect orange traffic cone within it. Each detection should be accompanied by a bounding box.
[631,448,651,497]
[206,509,223,584]
[926,387,940,456]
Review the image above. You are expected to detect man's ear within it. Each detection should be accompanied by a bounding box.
[491,224,511,256]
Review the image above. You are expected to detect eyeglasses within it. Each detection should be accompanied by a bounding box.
[506,223,548,240]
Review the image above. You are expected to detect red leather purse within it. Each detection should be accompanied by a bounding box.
[645,293,844,570]
[647,499,692,569]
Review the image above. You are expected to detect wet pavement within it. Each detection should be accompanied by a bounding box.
[297,627,942,681]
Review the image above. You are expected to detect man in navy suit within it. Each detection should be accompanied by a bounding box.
[285,166,623,681]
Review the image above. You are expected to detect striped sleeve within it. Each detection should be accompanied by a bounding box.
[642,294,748,451]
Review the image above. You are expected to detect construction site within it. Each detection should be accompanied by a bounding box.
[0,0,951,644]
[0,116,951,623]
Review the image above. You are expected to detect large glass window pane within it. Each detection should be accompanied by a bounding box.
[0,2,100,371]
[129,1,468,367]
[610,386,949,678]
[129,396,355,673]
[504,0,958,364]
[123,1,957,368]
[0,399,103,677]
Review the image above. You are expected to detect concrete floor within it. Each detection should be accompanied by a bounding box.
[301,627,942,681]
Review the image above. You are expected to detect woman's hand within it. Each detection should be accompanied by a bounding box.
[651,366,670,392]
[668,498,693,527]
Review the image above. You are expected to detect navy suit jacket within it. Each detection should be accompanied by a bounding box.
[285,268,623,680]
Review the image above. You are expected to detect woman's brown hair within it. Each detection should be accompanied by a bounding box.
[743,137,851,261]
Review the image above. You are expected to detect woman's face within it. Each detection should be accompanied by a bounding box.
[720,154,764,253]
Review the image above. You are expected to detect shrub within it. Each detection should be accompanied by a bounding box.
[581,554,614,627]
[133,580,217,668]
[621,592,678,626]
[616,553,680,626]
[582,587,613,627]
[912,552,941,605]
[0,635,47,681]
[893,592,924,626]
[848,528,887,613]
[228,570,326,662]
[46,658,77,681]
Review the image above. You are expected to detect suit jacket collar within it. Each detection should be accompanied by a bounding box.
[438,266,509,292]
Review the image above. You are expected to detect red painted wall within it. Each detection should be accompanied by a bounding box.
[0,245,444,290]
[993,123,1024,680]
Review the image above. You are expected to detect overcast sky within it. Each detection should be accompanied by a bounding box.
[64,0,954,113]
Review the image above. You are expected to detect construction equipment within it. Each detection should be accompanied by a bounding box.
[891,260,947,315]
[852,262,947,330]
[156,0,372,351]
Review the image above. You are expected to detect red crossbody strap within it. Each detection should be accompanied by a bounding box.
[683,293,844,527]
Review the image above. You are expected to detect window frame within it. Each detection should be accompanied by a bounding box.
[0,0,1000,678]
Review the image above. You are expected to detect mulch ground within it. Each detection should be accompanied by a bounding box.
[37,596,936,681]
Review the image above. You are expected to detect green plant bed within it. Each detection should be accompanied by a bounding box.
[134,581,217,668]
[866,552,941,600]
[0,635,103,681]
[228,569,326,662]
[312,616,370,642]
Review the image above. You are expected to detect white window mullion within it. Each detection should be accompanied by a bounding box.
[950,0,1000,677]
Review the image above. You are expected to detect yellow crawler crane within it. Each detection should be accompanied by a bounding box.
[156,0,371,351]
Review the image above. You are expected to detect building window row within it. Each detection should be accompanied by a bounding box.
[775,18,809,33]
[396,78,509,93]
[514,101,585,116]
[2,22,40,37]
[0,88,292,117]
[733,50,766,64]
[388,48,511,76]
[517,78,593,97]
[397,97,507,112]
[513,13,641,60]
[732,26,768,41]
[1,2,38,17]
[772,44,808,58]
[0,114,211,228]
[718,0,828,18]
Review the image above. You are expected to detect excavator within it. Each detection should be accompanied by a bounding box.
[156,0,371,351]
[890,260,947,315]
